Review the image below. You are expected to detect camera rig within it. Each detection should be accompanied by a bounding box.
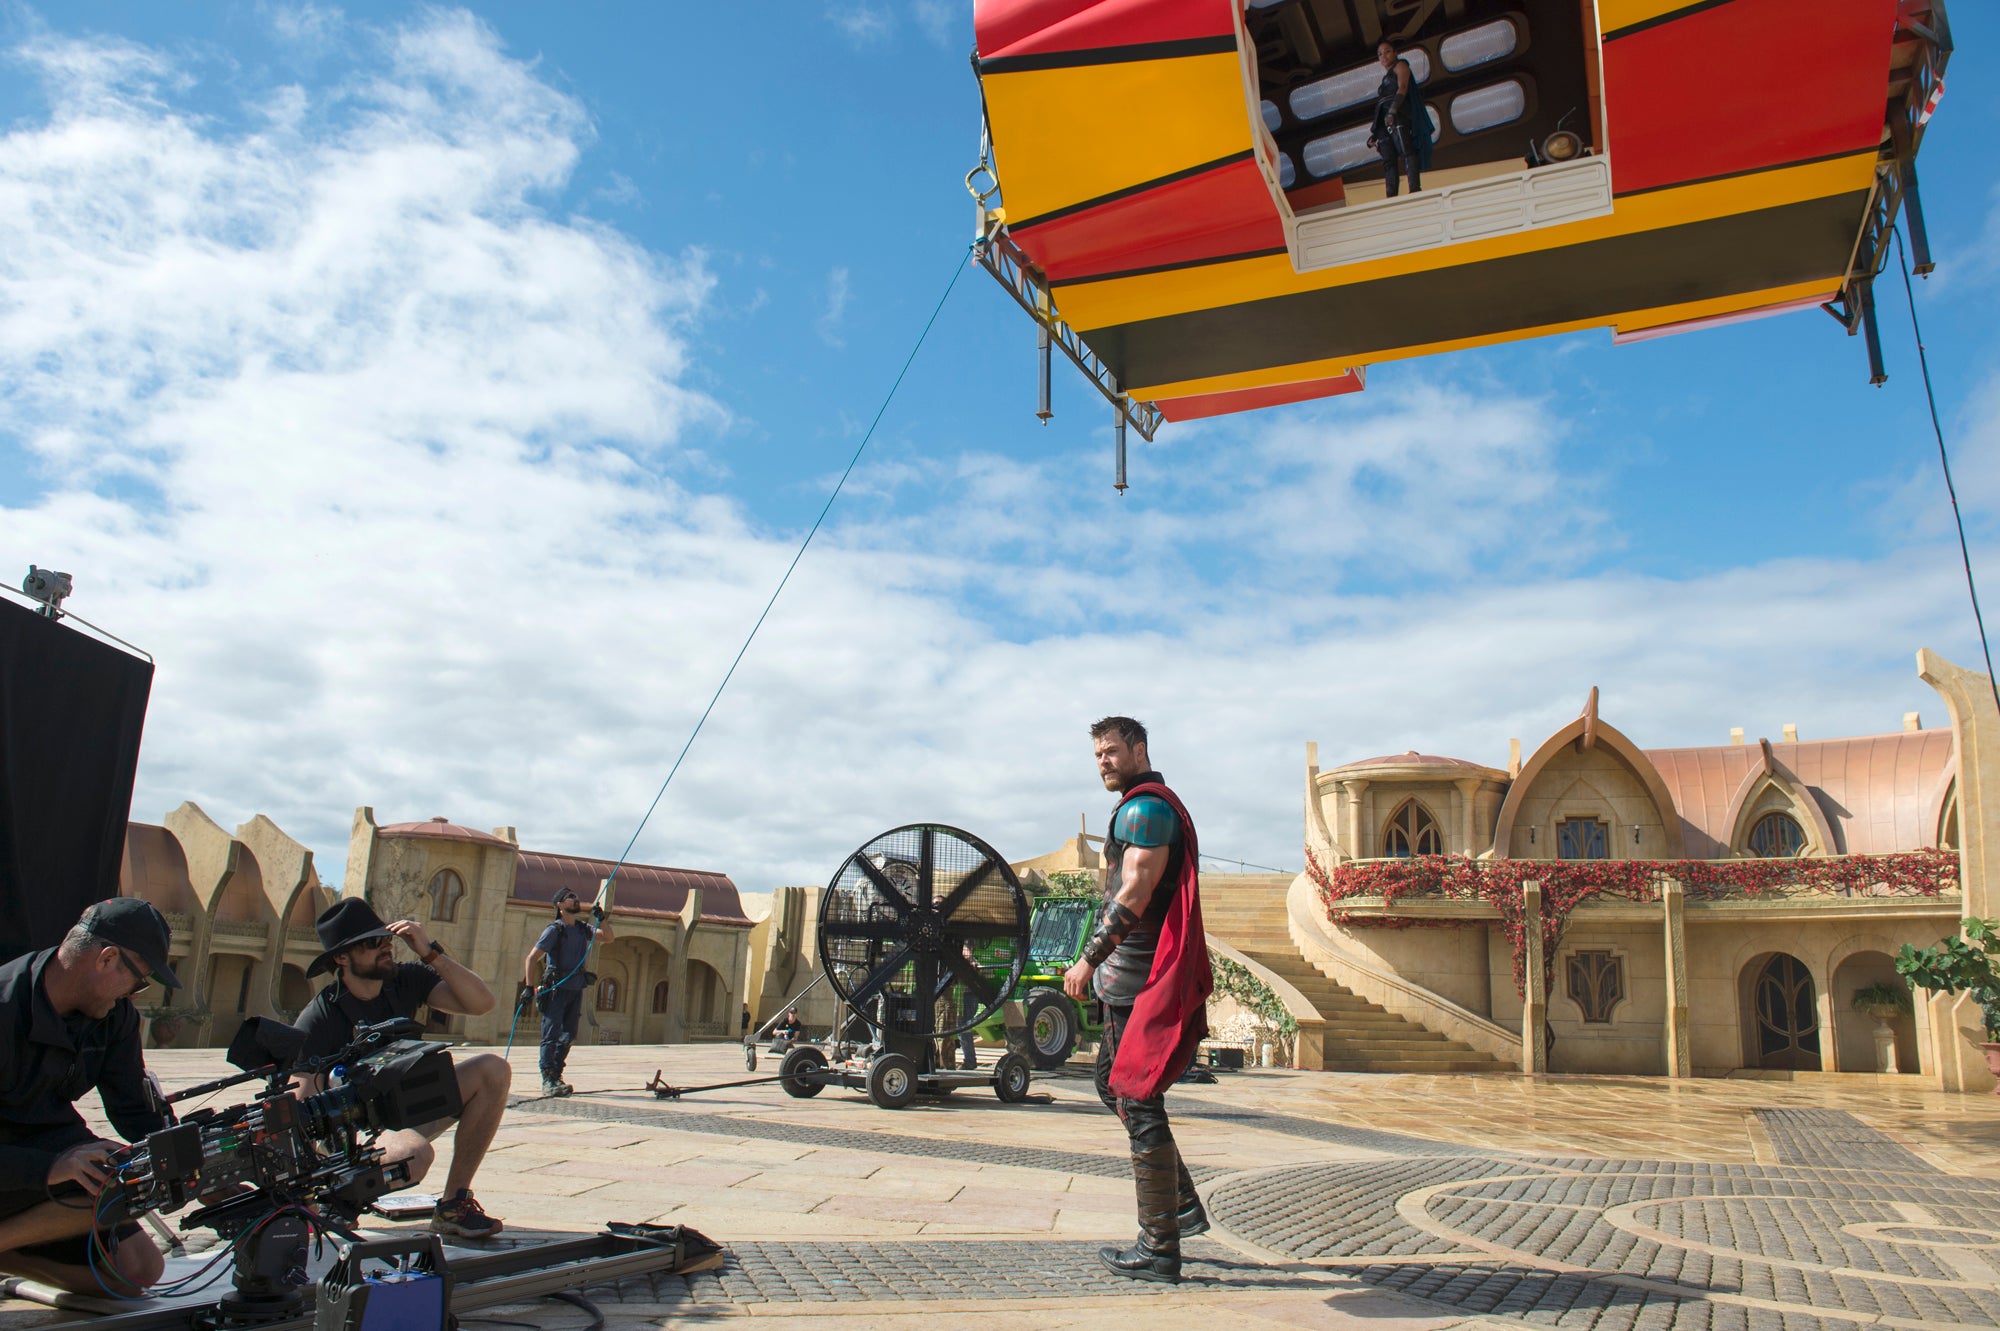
[39,1016,718,1331]
[73,1017,459,1327]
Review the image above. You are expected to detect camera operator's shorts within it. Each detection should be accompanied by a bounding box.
[0,1123,143,1269]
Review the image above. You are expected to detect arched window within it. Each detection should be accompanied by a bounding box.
[1747,812,1806,858]
[1382,801,1442,857]
[1557,818,1608,860]
[427,869,465,923]
[596,976,621,1012]
[652,980,671,1014]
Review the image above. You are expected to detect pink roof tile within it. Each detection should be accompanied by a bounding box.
[511,850,751,926]
[1643,730,1953,857]
[377,817,514,849]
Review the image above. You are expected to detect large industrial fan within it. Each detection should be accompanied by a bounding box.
[776,824,1034,1109]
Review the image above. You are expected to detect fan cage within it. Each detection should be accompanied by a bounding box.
[818,824,1029,1040]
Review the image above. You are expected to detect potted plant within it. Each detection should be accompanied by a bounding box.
[1896,918,2000,1089]
[1850,981,1912,1073]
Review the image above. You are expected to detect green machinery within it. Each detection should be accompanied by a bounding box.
[972,895,1106,1069]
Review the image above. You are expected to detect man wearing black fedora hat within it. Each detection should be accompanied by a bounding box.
[0,898,180,1294]
[294,897,510,1240]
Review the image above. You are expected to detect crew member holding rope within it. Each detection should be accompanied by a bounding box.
[523,889,613,1098]
[1064,717,1213,1284]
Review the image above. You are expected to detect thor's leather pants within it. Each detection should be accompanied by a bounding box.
[1097,1005,1199,1252]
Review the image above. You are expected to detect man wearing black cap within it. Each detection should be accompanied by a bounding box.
[293,898,509,1239]
[0,899,180,1294]
[521,888,614,1098]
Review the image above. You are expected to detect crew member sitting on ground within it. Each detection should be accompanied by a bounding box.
[522,888,613,1098]
[293,898,509,1239]
[0,899,179,1294]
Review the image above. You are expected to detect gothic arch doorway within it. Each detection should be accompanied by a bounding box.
[1744,952,1822,1070]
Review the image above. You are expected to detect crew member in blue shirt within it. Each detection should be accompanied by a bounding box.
[523,889,614,1097]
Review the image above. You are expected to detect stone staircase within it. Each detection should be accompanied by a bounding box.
[1203,876,1512,1074]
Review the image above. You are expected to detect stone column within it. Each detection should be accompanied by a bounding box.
[1454,778,1480,856]
[1661,877,1690,1077]
[1343,779,1370,859]
[666,886,705,1044]
[1522,881,1547,1073]
[1918,648,2000,1090]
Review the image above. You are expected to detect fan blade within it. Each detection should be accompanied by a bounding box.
[820,918,907,941]
[854,855,914,916]
[933,856,997,920]
[945,951,1002,1012]
[946,920,1023,940]
[917,826,936,909]
[912,954,938,1033]
[844,942,913,1011]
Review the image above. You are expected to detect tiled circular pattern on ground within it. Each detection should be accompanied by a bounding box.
[542,1239,1329,1309]
[1211,1158,2000,1331]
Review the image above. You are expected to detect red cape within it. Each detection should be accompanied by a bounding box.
[1106,780,1213,1101]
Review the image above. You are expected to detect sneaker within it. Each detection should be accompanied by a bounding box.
[431,1190,503,1239]
[540,1078,573,1098]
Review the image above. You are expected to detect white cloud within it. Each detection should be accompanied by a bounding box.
[265,2,346,49]
[826,4,894,45]
[817,265,850,347]
[0,10,1987,907]
[912,0,963,47]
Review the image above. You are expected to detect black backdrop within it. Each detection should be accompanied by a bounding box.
[0,598,153,963]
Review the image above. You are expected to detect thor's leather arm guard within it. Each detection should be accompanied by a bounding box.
[1081,901,1140,967]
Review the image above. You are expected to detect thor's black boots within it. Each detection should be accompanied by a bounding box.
[1176,1154,1208,1236]
[1099,1143,1182,1283]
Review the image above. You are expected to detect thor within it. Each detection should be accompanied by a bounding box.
[1063,715,1213,1283]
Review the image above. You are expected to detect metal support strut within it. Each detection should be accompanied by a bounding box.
[1036,323,1053,423]
[1113,402,1128,494]
[967,177,1161,443]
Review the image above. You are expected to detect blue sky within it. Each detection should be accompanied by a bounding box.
[1,2,1995,890]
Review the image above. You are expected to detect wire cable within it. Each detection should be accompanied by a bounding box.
[599,248,971,889]
[1199,853,1293,874]
[1893,226,2000,715]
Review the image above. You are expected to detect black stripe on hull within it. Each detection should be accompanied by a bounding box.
[1050,246,1292,289]
[977,34,1238,76]
[1083,190,1869,393]
[1603,0,1738,42]
[1012,150,1255,232]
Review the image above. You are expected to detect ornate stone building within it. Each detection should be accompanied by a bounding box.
[116,805,752,1049]
[1269,647,1992,1088]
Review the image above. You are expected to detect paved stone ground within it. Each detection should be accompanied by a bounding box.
[7,1045,2000,1329]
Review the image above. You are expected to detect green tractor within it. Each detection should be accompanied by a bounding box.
[972,895,1106,1069]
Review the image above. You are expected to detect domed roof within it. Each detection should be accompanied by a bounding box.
[1344,751,1483,769]
[1323,751,1509,782]
[376,816,513,849]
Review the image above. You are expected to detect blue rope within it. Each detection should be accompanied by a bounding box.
[506,246,971,1060]
[600,246,971,888]
[1893,225,2000,715]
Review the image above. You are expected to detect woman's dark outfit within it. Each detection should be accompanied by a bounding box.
[1372,60,1432,196]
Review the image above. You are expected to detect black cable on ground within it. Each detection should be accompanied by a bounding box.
[1894,225,2000,715]
[597,247,972,888]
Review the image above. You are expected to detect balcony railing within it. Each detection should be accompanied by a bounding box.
[1314,849,1959,917]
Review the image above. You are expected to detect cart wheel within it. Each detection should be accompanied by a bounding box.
[744,1044,757,1072]
[779,1045,828,1098]
[1024,988,1078,1069]
[993,1051,1032,1103]
[867,1052,919,1110]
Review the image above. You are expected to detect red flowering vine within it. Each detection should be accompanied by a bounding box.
[1308,848,1958,997]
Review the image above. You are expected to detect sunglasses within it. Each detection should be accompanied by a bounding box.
[110,948,152,997]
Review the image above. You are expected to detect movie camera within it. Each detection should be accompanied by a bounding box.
[79,1016,461,1327]
[98,1016,459,1232]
